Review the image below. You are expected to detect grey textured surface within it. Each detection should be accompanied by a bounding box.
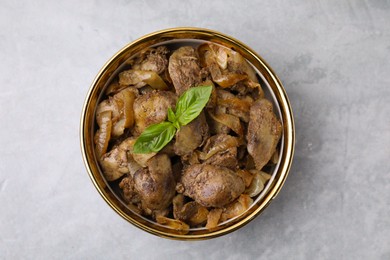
[1,0,389,259]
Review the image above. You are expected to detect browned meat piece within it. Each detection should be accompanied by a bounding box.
[133,154,176,210]
[184,152,201,165]
[201,134,239,169]
[100,138,143,181]
[171,161,184,182]
[173,200,198,221]
[132,90,176,135]
[160,142,176,157]
[132,46,169,75]
[105,137,155,168]
[100,137,148,182]
[180,164,245,208]
[174,112,209,157]
[246,99,282,170]
[168,46,203,95]
[119,176,140,204]
[100,144,129,181]
[203,149,237,169]
[172,194,185,220]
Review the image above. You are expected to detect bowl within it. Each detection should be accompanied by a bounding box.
[80,27,295,240]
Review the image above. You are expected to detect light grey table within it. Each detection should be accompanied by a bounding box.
[1,1,389,259]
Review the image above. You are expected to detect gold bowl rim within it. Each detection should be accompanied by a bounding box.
[80,27,295,240]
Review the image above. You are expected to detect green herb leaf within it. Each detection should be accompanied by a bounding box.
[133,122,176,154]
[133,85,212,154]
[167,107,176,123]
[175,85,212,126]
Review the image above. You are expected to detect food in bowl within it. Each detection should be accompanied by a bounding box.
[93,41,282,233]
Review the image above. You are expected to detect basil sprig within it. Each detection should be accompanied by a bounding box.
[133,85,212,154]
[133,122,176,153]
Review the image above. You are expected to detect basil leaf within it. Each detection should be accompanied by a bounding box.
[175,85,212,126]
[133,85,212,154]
[133,122,176,154]
[167,107,176,123]
[168,107,180,129]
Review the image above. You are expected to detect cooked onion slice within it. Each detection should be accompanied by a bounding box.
[245,170,271,197]
[156,216,190,233]
[119,69,168,90]
[114,88,136,129]
[207,110,243,136]
[206,208,223,229]
[105,80,127,95]
[199,44,246,87]
[96,88,137,138]
[215,47,228,70]
[246,79,265,99]
[189,206,209,226]
[270,150,279,164]
[237,169,254,188]
[199,43,260,88]
[217,97,252,112]
[94,110,112,158]
[220,194,253,222]
[212,71,247,88]
[228,49,258,82]
[173,199,209,226]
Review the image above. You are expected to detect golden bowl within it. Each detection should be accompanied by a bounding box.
[80,27,295,240]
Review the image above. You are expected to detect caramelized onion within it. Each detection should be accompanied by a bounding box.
[270,150,279,164]
[206,208,223,229]
[213,73,247,88]
[119,69,168,90]
[215,47,228,70]
[96,88,136,137]
[189,206,209,226]
[207,110,243,136]
[156,216,190,233]
[228,50,258,82]
[217,97,252,112]
[245,170,271,197]
[236,169,254,187]
[105,80,127,95]
[94,110,112,158]
[220,194,253,222]
[199,44,247,88]
[246,79,264,99]
[114,88,136,129]
[199,43,261,88]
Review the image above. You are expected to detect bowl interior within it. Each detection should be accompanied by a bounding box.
[81,28,294,240]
